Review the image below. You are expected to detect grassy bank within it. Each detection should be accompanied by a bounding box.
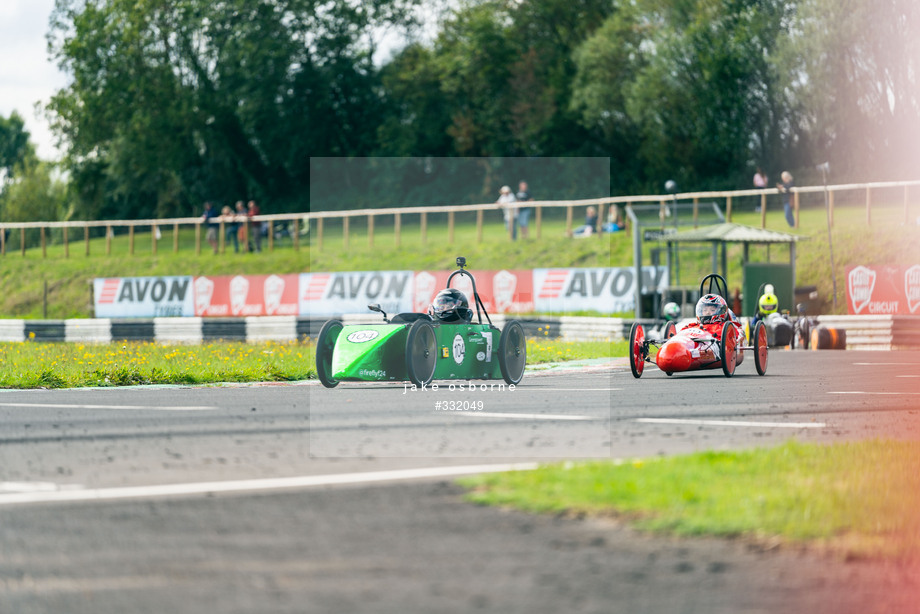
[0,337,619,388]
[460,440,920,560]
[2,200,917,318]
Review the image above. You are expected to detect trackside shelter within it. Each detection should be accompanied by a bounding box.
[661,223,807,316]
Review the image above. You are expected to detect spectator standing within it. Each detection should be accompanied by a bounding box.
[247,200,262,252]
[222,205,239,253]
[235,201,248,251]
[776,171,795,227]
[201,201,219,254]
[496,185,517,240]
[515,180,533,239]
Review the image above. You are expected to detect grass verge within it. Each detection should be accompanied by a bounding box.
[0,341,314,387]
[0,338,620,388]
[526,338,626,364]
[459,440,920,560]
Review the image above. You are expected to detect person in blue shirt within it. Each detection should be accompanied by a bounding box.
[201,201,219,254]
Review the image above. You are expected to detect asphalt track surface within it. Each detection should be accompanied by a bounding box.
[1,351,919,613]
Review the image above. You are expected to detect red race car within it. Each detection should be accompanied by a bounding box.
[629,275,768,378]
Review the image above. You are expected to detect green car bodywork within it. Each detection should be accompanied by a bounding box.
[315,257,527,388]
[331,322,503,382]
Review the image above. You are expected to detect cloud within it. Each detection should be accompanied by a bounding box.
[0,0,68,160]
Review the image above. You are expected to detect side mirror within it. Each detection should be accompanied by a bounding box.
[368,303,388,322]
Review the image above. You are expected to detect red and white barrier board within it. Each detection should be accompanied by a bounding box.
[93,276,195,318]
[411,270,534,314]
[194,274,300,317]
[299,271,414,317]
[96,266,668,317]
[846,265,920,315]
[533,266,668,313]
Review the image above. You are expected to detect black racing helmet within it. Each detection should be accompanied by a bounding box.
[428,288,473,323]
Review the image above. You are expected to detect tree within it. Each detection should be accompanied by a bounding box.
[790,0,920,181]
[571,0,804,191]
[0,112,34,184]
[47,0,421,219]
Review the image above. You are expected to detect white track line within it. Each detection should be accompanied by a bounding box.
[0,402,215,411]
[0,464,539,507]
[0,481,84,493]
[534,388,622,391]
[853,362,920,366]
[455,411,593,421]
[636,418,826,429]
[828,391,920,396]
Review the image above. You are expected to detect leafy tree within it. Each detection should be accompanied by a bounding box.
[377,44,454,156]
[0,150,69,249]
[790,0,920,181]
[2,157,69,224]
[47,0,420,219]
[0,112,34,183]
[379,0,612,159]
[571,0,803,191]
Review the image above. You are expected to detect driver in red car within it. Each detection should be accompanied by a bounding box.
[655,293,746,373]
[682,293,743,341]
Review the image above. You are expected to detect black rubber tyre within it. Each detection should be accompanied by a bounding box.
[629,322,645,379]
[753,320,768,376]
[316,319,343,388]
[662,321,676,341]
[498,320,527,385]
[720,321,736,377]
[406,319,437,387]
[796,320,811,350]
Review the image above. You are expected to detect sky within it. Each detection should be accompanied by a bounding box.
[0,0,437,163]
[0,0,69,161]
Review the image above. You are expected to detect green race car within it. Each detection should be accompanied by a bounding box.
[315,257,526,388]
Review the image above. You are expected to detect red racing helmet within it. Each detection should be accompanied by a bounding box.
[696,293,728,325]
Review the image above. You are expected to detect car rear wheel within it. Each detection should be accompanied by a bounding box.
[629,322,645,378]
[406,320,437,387]
[662,321,676,341]
[499,321,526,385]
[720,322,736,377]
[316,320,343,388]
[753,320,768,376]
[795,320,810,350]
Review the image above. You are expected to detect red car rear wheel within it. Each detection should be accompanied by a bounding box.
[629,323,645,378]
[720,322,736,377]
[753,320,768,375]
[662,321,676,340]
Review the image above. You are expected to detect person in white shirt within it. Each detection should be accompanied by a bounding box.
[496,185,518,240]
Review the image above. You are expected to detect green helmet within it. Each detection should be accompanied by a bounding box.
[663,302,681,321]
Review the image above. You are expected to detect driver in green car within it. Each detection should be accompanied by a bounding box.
[428,288,473,323]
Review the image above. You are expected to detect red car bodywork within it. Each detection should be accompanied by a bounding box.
[655,320,745,373]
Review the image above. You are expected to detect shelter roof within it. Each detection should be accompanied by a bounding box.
[664,222,806,244]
